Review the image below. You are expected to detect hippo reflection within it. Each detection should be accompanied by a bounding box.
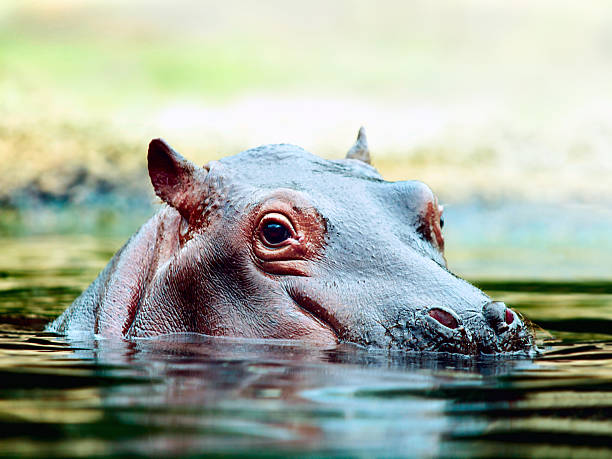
[47,129,535,355]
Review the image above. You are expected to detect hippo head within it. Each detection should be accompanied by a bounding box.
[130,129,535,355]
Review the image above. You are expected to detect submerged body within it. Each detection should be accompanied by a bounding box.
[48,130,535,355]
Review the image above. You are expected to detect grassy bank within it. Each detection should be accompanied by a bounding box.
[1,1,611,211]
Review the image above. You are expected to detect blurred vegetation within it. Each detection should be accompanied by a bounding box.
[1,0,611,220]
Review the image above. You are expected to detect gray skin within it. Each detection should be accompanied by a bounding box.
[47,129,535,355]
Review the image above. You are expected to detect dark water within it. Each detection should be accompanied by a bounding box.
[1,233,612,458]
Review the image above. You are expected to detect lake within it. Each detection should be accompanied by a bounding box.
[1,203,611,458]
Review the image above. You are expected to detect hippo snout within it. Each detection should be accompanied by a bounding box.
[483,301,514,334]
[427,302,520,337]
[403,301,532,355]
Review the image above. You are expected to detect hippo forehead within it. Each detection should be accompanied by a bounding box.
[212,143,445,266]
[217,143,383,186]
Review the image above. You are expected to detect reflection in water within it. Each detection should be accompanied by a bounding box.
[0,332,529,457]
[0,235,612,457]
[1,331,611,457]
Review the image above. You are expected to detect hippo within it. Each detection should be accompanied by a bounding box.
[47,129,535,355]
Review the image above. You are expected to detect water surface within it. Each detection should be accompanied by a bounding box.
[1,234,611,458]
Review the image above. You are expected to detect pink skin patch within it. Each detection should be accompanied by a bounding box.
[429,308,459,329]
[505,308,515,325]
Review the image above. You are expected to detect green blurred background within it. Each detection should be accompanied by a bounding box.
[1,0,611,278]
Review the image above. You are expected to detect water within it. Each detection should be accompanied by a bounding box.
[1,233,612,458]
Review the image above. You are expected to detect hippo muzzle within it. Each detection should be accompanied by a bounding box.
[285,250,534,355]
[47,129,537,356]
[417,302,532,354]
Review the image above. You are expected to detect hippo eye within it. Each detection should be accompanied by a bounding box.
[257,213,296,248]
[262,222,291,246]
[439,216,444,229]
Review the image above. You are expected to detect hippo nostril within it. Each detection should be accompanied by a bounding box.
[505,308,515,325]
[483,301,511,333]
[429,308,459,329]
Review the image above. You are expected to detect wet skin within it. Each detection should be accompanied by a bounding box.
[47,129,535,355]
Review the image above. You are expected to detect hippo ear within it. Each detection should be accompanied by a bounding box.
[345,127,371,164]
[148,138,208,220]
